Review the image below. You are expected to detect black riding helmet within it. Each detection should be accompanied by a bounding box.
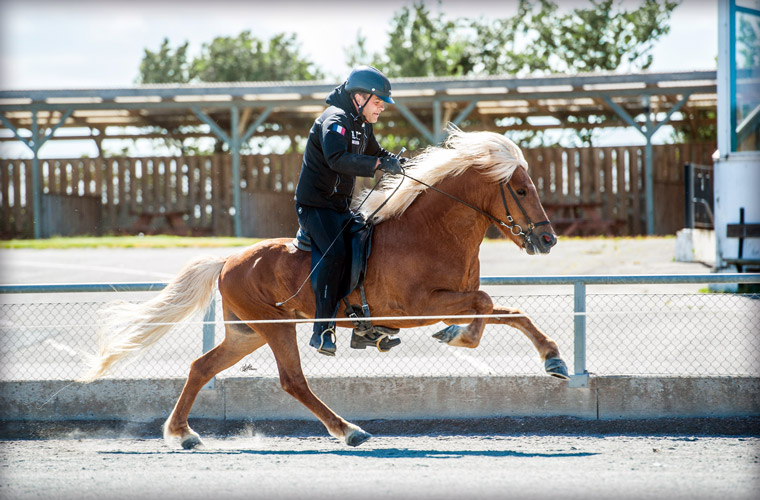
[345,65,394,104]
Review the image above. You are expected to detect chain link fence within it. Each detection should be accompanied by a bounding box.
[1,284,758,381]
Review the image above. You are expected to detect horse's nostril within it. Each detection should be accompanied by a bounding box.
[541,233,556,246]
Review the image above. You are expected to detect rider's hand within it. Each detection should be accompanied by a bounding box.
[378,156,403,175]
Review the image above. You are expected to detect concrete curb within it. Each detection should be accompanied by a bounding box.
[3,376,758,423]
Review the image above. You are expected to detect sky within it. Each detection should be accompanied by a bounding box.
[0,0,719,156]
[0,0,718,89]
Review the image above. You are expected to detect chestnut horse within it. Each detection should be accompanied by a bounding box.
[79,129,568,449]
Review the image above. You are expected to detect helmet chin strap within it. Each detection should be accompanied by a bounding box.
[353,93,373,123]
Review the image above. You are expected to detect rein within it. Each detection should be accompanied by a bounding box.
[398,170,551,240]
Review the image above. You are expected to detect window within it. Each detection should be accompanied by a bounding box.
[732,1,760,151]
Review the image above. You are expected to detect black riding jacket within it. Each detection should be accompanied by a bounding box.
[295,83,393,212]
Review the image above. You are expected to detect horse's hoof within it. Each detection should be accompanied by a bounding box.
[181,434,205,450]
[345,428,372,447]
[545,357,570,380]
[432,325,464,344]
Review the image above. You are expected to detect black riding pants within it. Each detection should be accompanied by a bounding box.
[296,203,361,335]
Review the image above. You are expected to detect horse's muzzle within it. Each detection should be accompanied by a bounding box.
[525,231,557,255]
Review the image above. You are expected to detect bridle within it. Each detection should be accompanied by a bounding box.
[498,181,552,240]
[397,170,552,245]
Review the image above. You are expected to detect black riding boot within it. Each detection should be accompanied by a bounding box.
[310,327,337,356]
[350,327,401,352]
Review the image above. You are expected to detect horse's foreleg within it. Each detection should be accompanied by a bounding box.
[164,319,266,449]
[260,324,371,447]
[428,290,494,348]
[488,305,569,379]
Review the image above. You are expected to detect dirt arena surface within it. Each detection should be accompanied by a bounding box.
[1,430,758,500]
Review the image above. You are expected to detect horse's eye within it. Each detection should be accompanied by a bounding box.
[516,188,527,197]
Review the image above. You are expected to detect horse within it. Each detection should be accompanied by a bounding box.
[78,128,568,449]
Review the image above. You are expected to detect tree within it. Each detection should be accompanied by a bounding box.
[137,38,190,84]
[135,32,323,154]
[355,0,680,148]
[376,2,475,78]
[190,31,323,82]
[466,0,680,75]
[344,30,372,70]
[137,31,322,84]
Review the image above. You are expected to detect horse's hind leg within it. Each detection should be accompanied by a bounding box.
[164,309,266,449]
[258,323,371,447]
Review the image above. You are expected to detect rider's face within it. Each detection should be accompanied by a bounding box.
[356,95,385,124]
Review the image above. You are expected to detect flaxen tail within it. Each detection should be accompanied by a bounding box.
[77,255,227,383]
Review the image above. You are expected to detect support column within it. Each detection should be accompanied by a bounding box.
[602,93,692,235]
[229,106,242,237]
[643,95,654,236]
[0,108,73,238]
[192,105,273,238]
[432,99,443,143]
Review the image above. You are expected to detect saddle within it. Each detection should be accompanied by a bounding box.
[294,218,400,351]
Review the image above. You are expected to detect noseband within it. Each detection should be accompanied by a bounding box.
[498,182,552,242]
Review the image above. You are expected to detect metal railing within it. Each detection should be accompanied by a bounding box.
[1,274,759,386]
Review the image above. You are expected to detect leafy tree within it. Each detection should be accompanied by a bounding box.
[464,0,680,75]
[354,0,679,79]
[355,0,680,148]
[137,38,190,84]
[135,32,322,154]
[378,2,475,77]
[345,30,372,70]
[499,0,680,74]
[190,31,323,82]
[137,31,322,84]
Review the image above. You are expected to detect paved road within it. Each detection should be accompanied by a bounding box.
[0,237,710,290]
[1,432,757,500]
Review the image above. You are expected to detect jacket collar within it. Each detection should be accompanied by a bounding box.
[326,83,365,125]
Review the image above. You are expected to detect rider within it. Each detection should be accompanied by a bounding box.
[294,65,404,356]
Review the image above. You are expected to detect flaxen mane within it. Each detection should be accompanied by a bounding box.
[355,127,528,222]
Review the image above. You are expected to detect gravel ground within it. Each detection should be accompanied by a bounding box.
[1,432,758,500]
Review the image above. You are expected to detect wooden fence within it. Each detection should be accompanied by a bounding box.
[0,144,715,239]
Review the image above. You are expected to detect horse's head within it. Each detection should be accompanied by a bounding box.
[490,163,557,256]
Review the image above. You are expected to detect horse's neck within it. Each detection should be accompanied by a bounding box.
[386,172,492,252]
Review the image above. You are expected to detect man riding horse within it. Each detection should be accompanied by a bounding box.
[294,65,404,356]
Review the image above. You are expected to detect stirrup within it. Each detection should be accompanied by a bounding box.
[309,327,336,357]
[350,329,401,353]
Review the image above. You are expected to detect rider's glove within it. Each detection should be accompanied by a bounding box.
[378,156,403,175]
